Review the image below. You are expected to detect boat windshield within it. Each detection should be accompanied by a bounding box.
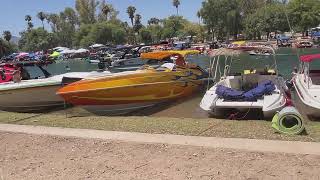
[23,66,50,79]
[156,63,176,71]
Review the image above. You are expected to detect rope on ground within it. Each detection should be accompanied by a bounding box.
[196,123,215,136]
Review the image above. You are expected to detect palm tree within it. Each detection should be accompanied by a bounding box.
[102,4,111,21]
[148,17,160,26]
[3,31,12,42]
[25,15,32,22]
[172,0,180,15]
[197,11,201,25]
[134,14,142,34]
[25,15,32,30]
[47,14,59,32]
[127,6,136,26]
[27,22,34,29]
[0,39,6,58]
[37,12,46,29]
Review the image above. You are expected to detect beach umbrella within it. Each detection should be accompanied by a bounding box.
[16,52,29,59]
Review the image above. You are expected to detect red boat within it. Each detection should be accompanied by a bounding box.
[0,64,16,84]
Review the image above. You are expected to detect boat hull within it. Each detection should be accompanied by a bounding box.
[0,84,64,112]
[0,71,112,112]
[200,75,287,119]
[80,102,160,116]
[58,69,204,114]
[293,75,320,118]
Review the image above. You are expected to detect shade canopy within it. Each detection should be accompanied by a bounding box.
[300,54,320,63]
[89,44,105,48]
[140,50,199,60]
[75,48,89,53]
[50,51,60,58]
[60,49,76,54]
[232,41,246,45]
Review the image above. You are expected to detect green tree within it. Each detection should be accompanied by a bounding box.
[25,15,33,30]
[25,15,31,22]
[244,3,289,39]
[102,4,111,21]
[47,14,59,32]
[37,12,46,29]
[0,39,15,58]
[127,6,136,26]
[73,24,93,47]
[98,0,119,22]
[146,24,163,43]
[18,28,57,51]
[148,17,160,25]
[139,28,153,44]
[200,0,242,41]
[53,8,79,47]
[3,31,12,42]
[63,7,79,27]
[288,0,320,35]
[75,0,99,24]
[172,0,181,15]
[74,22,127,47]
[134,14,143,34]
[182,22,199,41]
[162,15,186,38]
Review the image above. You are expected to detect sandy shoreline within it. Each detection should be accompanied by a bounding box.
[1,132,320,180]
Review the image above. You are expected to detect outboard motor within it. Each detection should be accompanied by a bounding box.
[286,80,293,89]
[97,62,106,72]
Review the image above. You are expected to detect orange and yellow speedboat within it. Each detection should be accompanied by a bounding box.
[57,50,207,115]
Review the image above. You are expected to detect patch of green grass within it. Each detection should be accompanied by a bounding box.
[0,111,319,142]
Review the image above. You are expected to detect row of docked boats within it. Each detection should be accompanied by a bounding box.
[0,50,207,115]
[1,48,320,119]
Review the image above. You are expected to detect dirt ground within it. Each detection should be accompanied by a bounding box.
[0,132,319,180]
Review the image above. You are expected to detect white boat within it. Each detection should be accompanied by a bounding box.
[0,63,111,112]
[200,47,288,119]
[292,54,320,118]
[249,50,271,56]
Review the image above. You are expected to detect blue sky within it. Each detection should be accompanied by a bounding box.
[0,0,202,36]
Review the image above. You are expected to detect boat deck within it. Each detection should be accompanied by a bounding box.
[215,99,263,108]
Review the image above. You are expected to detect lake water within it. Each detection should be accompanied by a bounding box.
[41,48,320,80]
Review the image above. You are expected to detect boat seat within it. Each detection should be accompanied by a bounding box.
[242,74,259,91]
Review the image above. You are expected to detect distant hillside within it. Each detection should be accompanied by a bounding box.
[10,36,20,45]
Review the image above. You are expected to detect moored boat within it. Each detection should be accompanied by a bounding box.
[292,54,320,118]
[0,61,111,112]
[200,47,288,119]
[57,50,207,115]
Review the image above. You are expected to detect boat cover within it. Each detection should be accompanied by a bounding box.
[216,80,275,101]
[300,54,320,62]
